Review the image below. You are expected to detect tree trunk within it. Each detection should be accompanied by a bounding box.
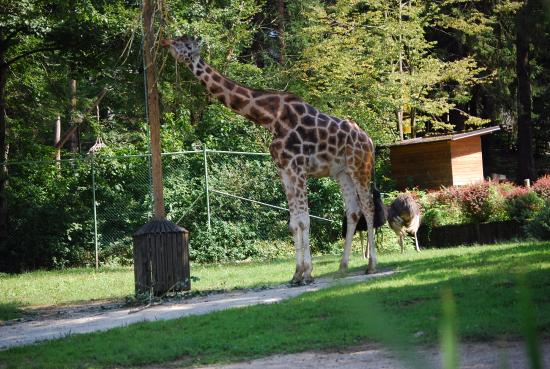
[0,54,9,249]
[142,0,165,219]
[69,79,80,154]
[516,0,536,182]
[275,0,286,65]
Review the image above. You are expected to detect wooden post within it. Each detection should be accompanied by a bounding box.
[142,0,165,219]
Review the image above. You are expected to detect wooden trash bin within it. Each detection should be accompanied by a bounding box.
[133,219,190,296]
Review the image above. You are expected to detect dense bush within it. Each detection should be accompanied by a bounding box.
[533,175,550,200]
[526,202,550,240]
[505,187,544,223]
[457,181,506,223]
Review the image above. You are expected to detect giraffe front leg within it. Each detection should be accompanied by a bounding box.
[289,212,311,285]
[280,169,311,285]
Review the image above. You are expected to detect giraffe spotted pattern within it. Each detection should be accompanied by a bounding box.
[162,35,384,284]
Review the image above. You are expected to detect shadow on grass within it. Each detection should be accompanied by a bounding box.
[1,241,547,369]
[0,302,24,322]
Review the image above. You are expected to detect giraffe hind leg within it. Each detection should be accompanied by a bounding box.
[353,182,377,274]
[336,172,360,274]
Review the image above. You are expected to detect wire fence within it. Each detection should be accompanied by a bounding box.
[5,147,343,269]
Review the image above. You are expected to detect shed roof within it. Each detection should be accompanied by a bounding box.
[388,126,500,147]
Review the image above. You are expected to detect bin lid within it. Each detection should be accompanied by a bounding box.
[134,218,189,236]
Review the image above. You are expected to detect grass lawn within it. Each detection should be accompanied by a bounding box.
[0,252,373,319]
[0,240,549,369]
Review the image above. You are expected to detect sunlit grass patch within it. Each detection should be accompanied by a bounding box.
[0,240,548,369]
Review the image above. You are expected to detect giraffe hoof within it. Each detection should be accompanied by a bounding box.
[303,276,314,285]
[365,267,377,275]
[338,262,348,275]
[289,276,303,287]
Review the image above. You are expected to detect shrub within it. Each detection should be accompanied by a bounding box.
[525,202,550,240]
[533,175,550,200]
[505,187,544,223]
[457,181,506,223]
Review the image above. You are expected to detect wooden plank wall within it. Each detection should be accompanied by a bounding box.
[390,141,453,190]
[450,136,484,185]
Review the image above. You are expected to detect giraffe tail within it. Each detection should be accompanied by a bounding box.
[372,185,387,228]
[340,184,387,238]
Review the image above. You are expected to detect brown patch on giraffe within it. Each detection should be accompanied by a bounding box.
[296,126,317,142]
[251,90,263,98]
[328,121,338,133]
[305,104,317,116]
[286,107,299,127]
[200,79,207,86]
[235,87,250,98]
[319,129,328,141]
[328,145,337,155]
[336,131,347,145]
[303,144,315,155]
[318,113,329,123]
[340,120,350,131]
[302,115,315,127]
[318,142,328,152]
[212,73,222,83]
[328,135,337,146]
[229,95,249,111]
[317,118,329,128]
[244,106,271,125]
[210,84,223,95]
[285,131,302,154]
[205,66,212,73]
[216,95,227,105]
[223,79,236,90]
[319,152,331,162]
[292,104,306,116]
[256,96,279,108]
[195,70,203,77]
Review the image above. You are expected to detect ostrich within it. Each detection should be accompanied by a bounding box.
[343,192,421,254]
[386,193,421,253]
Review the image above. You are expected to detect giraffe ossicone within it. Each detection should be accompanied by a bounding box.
[162,35,386,284]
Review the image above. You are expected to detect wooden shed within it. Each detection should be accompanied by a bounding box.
[389,126,500,190]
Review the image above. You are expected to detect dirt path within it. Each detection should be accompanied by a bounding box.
[0,271,394,350]
[191,341,550,369]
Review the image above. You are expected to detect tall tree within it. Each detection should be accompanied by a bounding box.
[516,0,537,182]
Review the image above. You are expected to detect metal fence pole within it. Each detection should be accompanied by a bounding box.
[203,145,211,230]
[91,155,99,269]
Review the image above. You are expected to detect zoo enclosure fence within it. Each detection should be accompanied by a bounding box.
[6,147,338,268]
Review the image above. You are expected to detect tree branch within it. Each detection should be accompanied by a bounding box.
[5,46,59,66]
[4,26,29,47]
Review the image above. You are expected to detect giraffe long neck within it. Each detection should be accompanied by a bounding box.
[187,58,280,129]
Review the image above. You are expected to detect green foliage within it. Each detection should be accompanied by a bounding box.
[526,201,550,240]
[505,188,544,223]
[4,0,550,271]
[2,161,94,272]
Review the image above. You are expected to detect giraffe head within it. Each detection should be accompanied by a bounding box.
[161,35,202,63]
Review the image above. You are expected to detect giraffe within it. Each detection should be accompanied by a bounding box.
[161,36,386,284]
